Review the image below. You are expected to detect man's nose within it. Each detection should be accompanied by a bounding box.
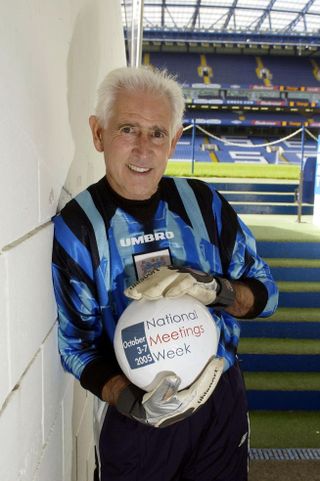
[133,130,152,151]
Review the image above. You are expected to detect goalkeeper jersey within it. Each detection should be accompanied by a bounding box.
[52,176,278,398]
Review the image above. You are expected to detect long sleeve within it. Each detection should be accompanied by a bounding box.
[52,208,121,398]
[213,189,279,318]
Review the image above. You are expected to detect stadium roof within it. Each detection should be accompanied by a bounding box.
[121,1,320,50]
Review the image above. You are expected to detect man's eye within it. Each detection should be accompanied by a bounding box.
[153,130,165,138]
[120,126,135,134]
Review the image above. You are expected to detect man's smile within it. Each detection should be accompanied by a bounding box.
[128,163,151,173]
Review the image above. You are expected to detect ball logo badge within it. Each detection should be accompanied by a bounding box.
[114,295,220,392]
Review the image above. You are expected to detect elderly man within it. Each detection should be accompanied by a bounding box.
[52,66,278,481]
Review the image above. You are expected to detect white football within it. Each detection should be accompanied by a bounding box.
[114,295,220,392]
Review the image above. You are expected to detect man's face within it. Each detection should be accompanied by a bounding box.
[90,89,182,200]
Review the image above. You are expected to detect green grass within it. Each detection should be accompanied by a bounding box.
[270,308,320,322]
[165,161,300,179]
[244,372,320,391]
[239,338,320,355]
[250,411,320,448]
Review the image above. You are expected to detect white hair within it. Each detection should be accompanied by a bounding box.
[94,66,185,135]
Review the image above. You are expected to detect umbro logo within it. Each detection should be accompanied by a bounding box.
[119,231,175,247]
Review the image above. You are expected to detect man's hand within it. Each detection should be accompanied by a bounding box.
[115,356,224,428]
[125,265,235,308]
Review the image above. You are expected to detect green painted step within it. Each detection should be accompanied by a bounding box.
[265,258,320,268]
[265,258,320,282]
[277,281,320,292]
[246,216,320,243]
[244,372,320,391]
[239,338,320,355]
[269,307,320,322]
[250,411,320,448]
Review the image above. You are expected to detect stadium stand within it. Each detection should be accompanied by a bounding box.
[142,15,320,208]
[175,134,213,162]
[147,51,320,88]
[205,54,261,85]
[263,56,320,87]
[185,110,314,124]
[144,52,201,84]
[174,131,318,167]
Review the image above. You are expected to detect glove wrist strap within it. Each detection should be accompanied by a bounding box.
[116,384,145,419]
[212,277,235,309]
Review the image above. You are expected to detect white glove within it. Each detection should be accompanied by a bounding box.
[125,265,235,308]
[116,356,224,428]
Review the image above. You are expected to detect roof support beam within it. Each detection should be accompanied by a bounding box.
[253,0,277,32]
[283,0,316,33]
[124,1,320,38]
[161,0,165,27]
[191,0,202,29]
[223,0,238,30]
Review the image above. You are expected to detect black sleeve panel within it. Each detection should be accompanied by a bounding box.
[59,198,102,271]
[88,177,118,224]
[80,358,122,399]
[186,178,217,245]
[80,340,122,399]
[166,178,241,276]
[215,191,239,275]
[59,177,120,273]
[160,177,193,228]
[238,278,269,319]
[185,180,240,275]
[52,237,97,294]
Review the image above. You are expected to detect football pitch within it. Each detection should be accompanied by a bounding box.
[166,161,300,180]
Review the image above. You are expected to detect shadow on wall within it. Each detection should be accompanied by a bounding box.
[58,0,105,212]
[56,3,111,480]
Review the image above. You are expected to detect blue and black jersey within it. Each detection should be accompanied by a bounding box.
[52,176,278,398]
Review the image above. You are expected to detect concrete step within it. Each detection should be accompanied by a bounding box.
[241,320,320,339]
[231,202,313,215]
[239,353,320,372]
[246,390,320,410]
[276,279,320,308]
[212,179,313,215]
[215,182,298,193]
[243,372,320,410]
[265,259,320,282]
[239,338,320,356]
[271,266,320,281]
[270,307,320,322]
[244,371,320,391]
[257,241,320,259]
[279,291,320,308]
[238,338,320,372]
[223,192,296,203]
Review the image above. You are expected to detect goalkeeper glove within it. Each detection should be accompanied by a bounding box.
[125,265,235,308]
[116,356,224,428]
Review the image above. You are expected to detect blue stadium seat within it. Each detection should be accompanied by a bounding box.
[263,56,320,86]
[205,54,260,85]
[146,52,320,88]
[147,52,201,84]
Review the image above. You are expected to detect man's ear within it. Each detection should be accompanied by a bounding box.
[169,127,183,157]
[89,115,104,152]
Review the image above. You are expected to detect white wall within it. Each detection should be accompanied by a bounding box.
[313,136,320,226]
[0,1,126,480]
